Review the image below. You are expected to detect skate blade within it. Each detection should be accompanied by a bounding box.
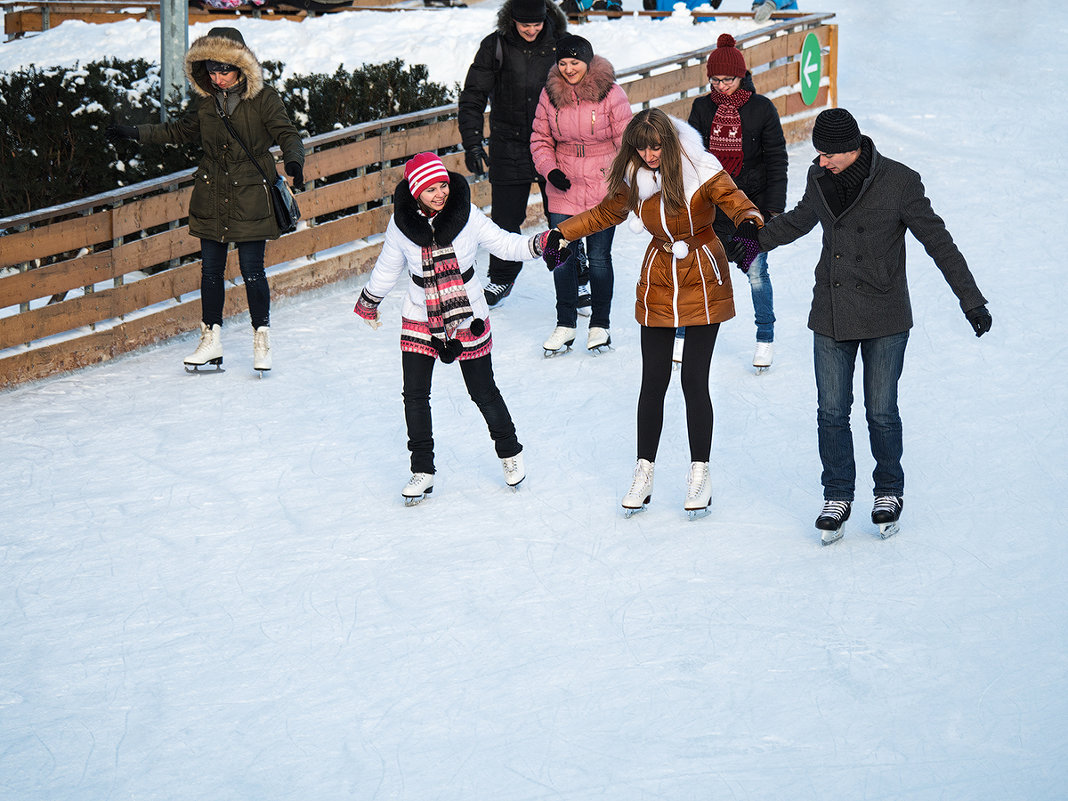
[587,343,612,355]
[506,478,524,492]
[754,365,770,375]
[877,521,900,539]
[543,345,573,358]
[403,494,430,507]
[622,496,651,518]
[184,358,224,373]
[820,525,845,546]
[686,506,711,521]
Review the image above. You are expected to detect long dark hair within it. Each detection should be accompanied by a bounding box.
[605,108,689,216]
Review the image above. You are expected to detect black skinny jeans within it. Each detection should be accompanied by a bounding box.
[401,350,521,475]
[200,239,270,329]
[637,324,720,463]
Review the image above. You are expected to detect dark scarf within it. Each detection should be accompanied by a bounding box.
[707,87,752,178]
[820,136,873,216]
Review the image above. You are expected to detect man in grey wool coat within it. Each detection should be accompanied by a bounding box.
[756,107,992,544]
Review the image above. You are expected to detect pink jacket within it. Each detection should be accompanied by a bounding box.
[530,56,633,216]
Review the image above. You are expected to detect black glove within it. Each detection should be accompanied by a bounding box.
[465,146,488,176]
[535,229,571,271]
[285,161,304,187]
[731,220,762,274]
[105,124,138,142]
[965,305,992,338]
[547,169,571,191]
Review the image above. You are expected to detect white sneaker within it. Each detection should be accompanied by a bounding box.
[672,335,684,365]
[684,461,712,517]
[502,450,525,489]
[587,327,611,352]
[753,341,773,370]
[622,458,654,515]
[543,325,576,355]
[184,322,223,369]
[253,326,272,372]
[402,472,434,506]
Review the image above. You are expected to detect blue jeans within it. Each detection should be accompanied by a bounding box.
[813,331,908,501]
[747,251,775,343]
[548,211,615,329]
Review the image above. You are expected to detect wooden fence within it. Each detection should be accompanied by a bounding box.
[0,12,836,389]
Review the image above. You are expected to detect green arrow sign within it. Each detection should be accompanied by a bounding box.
[800,32,822,106]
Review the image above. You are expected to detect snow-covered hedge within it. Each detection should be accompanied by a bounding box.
[0,58,453,215]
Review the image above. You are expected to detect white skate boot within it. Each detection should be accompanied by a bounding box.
[587,327,611,354]
[753,341,773,373]
[684,461,712,520]
[816,500,851,545]
[253,326,272,374]
[184,322,223,372]
[543,326,576,357]
[622,458,654,517]
[402,472,434,506]
[501,450,525,490]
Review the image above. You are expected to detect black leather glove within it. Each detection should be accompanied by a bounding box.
[285,161,304,187]
[965,305,992,338]
[547,169,571,191]
[465,146,488,176]
[105,124,138,142]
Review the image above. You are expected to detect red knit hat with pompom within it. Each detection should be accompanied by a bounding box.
[705,33,747,78]
[404,152,450,200]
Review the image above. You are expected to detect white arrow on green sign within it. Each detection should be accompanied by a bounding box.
[800,32,822,106]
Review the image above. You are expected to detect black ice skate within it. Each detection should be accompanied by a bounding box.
[816,500,851,545]
[871,496,903,539]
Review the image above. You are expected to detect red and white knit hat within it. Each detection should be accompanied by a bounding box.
[405,152,450,199]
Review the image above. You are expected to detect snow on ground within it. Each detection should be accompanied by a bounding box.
[2,2,1067,800]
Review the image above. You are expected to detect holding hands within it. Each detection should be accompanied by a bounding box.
[731,220,762,274]
[533,229,571,271]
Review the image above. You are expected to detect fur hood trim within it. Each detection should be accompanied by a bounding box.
[544,56,617,107]
[495,0,568,37]
[185,29,264,100]
[631,115,725,202]
[392,172,472,247]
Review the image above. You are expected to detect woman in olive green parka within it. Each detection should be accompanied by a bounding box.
[108,27,304,372]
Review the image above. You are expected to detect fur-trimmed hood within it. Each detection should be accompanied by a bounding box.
[631,115,726,202]
[543,55,617,108]
[392,171,472,247]
[185,27,264,100]
[495,0,568,38]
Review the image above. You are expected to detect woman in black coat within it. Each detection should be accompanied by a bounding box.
[688,33,787,371]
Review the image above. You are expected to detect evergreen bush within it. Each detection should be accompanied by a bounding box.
[0,58,454,216]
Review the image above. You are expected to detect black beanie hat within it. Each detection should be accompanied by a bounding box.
[511,0,546,23]
[556,34,594,65]
[812,108,862,154]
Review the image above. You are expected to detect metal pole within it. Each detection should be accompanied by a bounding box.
[160,0,189,122]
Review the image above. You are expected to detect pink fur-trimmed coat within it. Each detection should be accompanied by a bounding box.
[530,56,633,216]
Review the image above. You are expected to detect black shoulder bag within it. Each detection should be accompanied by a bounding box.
[220,114,301,235]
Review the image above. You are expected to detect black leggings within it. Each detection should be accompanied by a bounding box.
[637,323,720,463]
[401,350,521,475]
[200,238,269,329]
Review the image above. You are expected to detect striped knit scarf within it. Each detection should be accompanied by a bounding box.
[707,88,752,178]
[421,243,474,362]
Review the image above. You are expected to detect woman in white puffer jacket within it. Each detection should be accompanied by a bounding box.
[530,34,632,355]
[354,153,546,503]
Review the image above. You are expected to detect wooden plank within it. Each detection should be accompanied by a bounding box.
[624,64,705,106]
[0,208,114,268]
[0,225,199,306]
[111,185,192,239]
